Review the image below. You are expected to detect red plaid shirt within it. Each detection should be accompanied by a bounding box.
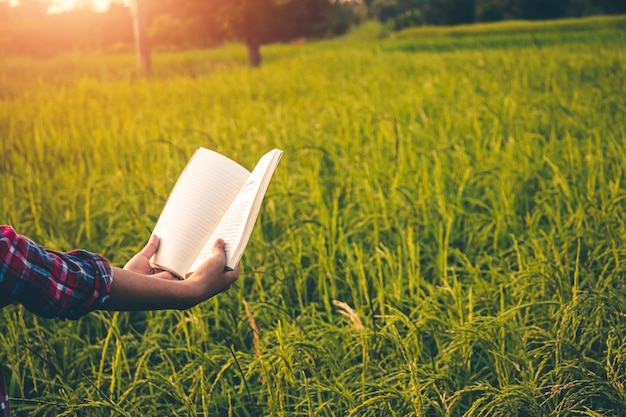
[0,225,113,416]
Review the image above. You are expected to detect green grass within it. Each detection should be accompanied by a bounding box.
[1,14,626,416]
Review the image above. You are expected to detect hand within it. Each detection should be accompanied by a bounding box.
[124,235,175,281]
[185,239,240,303]
[104,238,240,311]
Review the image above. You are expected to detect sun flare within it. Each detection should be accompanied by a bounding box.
[48,0,129,13]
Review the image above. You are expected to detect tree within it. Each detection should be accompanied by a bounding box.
[420,0,475,25]
[147,0,345,67]
[146,0,275,67]
[214,0,275,67]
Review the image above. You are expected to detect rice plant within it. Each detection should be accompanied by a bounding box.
[1,14,625,416]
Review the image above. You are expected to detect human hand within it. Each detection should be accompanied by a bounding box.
[184,239,240,303]
[104,238,239,312]
[124,235,175,281]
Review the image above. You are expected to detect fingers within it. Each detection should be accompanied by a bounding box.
[228,262,241,277]
[223,260,241,287]
[187,239,240,295]
[152,270,177,281]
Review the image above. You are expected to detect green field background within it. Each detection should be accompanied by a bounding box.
[1,15,626,416]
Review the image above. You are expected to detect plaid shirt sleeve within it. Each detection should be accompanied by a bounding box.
[0,225,113,319]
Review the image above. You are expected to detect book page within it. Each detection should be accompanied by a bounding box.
[188,149,283,273]
[150,148,251,278]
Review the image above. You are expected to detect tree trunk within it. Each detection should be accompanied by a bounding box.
[246,38,262,67]
[131,0,151,73]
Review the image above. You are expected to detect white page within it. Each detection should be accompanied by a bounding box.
[150,148,250,278]
[188,149,282,272]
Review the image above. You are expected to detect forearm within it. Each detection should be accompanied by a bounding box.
[94,239,239,312]
[102,267,200,311]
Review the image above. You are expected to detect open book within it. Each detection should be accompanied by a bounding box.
[149,148,283,279]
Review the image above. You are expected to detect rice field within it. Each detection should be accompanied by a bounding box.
[1,14,626,416]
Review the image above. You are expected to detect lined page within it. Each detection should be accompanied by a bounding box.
[150,148,250,278]
[189,149,282,272]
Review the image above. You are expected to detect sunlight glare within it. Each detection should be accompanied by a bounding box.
[48,0,129,13]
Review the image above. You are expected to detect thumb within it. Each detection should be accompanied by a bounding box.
[212,239,227,261]
[212,239,235,273]
[138,234,160,258]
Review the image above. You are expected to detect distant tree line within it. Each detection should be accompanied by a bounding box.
[360,0,626,28]
[0,0,350,58]
[0,0,624,58]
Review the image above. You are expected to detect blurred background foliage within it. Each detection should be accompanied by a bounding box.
[0,0,624,58]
